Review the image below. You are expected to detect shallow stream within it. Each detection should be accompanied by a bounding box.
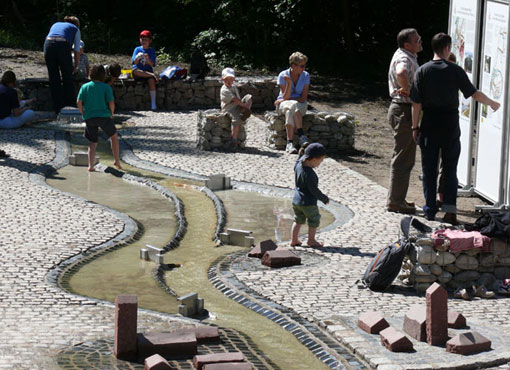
[47,133,336,369]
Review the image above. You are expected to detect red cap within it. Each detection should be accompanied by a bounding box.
[139,30,152,39]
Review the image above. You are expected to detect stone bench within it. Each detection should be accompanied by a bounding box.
[264,110,356,151]
[196,110,247,151]
[19,76,279,111]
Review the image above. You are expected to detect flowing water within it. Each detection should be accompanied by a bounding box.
[48,133,337,369]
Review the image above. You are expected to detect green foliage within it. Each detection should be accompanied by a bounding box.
[1,0,449,77]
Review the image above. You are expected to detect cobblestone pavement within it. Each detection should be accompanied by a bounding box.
[1,111,509,369]
[0,128,201,369]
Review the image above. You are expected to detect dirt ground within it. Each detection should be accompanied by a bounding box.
[0,47,488,223]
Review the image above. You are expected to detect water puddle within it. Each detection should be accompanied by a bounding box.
[47,132,337,369]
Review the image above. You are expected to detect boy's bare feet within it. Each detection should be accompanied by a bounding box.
[114,161,122,170]
[88,167,95,172]
[306,240,323,247]
[290,241,302,247]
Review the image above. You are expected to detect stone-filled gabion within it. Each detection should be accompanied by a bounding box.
[196,110,247,151]
[19,77,279,111]
[398,234,510,293]
[264,110,356,151]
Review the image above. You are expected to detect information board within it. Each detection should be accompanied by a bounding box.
[449,0,481,187]
[474,0,509,202]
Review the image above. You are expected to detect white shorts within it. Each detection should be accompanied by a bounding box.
[276,100,307,127]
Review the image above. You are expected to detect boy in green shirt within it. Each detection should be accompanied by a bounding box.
[77,64,122,171]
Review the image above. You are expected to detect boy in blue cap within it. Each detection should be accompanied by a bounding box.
[290,142,329,247]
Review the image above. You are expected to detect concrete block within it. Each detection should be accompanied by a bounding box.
[114,295,138,360]
[448,311,467,329]
[358,311,390,334]
[203,363,252,370]
[197,298,204,313]
[226,228,252,246]
[140,248,149,260]
[137,331,197,360]
[193,352,245,370]
[145,244,164,264]
[379,327,413,352]
[206,174,226,190]
[144,353,172,370]
[426,282,448,346]
[244,236,255,247]
[69,152,98,166]
[403,304,426,341]
[446,331,491,355]
[220,233,230,244]
[248,239,277,258]
[261,249,301,268]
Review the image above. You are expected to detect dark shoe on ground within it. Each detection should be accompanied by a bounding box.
[0,149,9,158]
[442,212,459,225]
[387,202,416,214]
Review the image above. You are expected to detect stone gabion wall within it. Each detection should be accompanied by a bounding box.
[264,111,356,151]
[19,77,279,111]
[399,234,510,293]
[196,110,246,151]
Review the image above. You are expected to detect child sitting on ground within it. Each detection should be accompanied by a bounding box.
[73,40,90,80]
[131,30,159,110]
[76,64,122,171]
[220,67,252,148]
[104,63,121,86]
[0,71,36,129]
[290,142,329,248]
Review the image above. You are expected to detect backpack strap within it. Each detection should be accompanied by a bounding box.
[400,216,432,239]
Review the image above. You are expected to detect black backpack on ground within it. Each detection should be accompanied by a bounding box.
[362,216,431,292]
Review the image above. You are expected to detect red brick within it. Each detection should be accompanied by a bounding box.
[403,304,426,341]
[114,295,138,360]
[261,249,301,268]
[446,332,491,355]
[144,354,172,370]
[426,282,448,346]
[137,331,197,360]
[172,326,220,343]
[193,352,245,370]
[448,311,467,329]
[379,327,413,352]
[203,363,252,370]
[357,311,389,334]
[248,240,277,258]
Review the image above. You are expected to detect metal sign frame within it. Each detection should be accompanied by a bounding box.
[448,0,483,189]
[473,0,510,205]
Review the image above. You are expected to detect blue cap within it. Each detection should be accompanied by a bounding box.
[302,142,326,160]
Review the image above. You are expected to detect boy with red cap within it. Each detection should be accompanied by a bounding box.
[131,30,159,110]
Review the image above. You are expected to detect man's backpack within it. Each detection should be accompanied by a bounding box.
[362,216,431,291]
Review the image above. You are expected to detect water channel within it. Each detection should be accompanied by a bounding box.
[47,132,340,369]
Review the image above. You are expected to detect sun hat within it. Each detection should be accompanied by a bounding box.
[140,30,152,39]
[302,142,327,160]
[221,67,235,79]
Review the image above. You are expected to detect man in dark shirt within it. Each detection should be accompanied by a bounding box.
[411,33,500,224]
